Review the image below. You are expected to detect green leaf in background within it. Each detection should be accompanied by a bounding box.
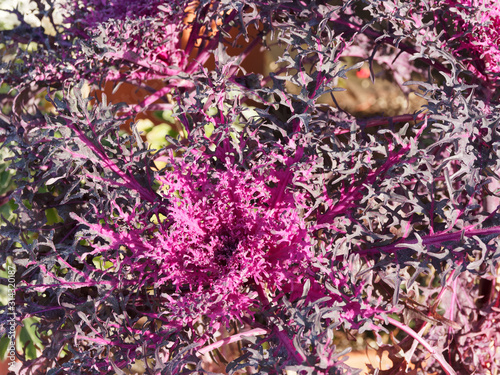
[0,257,13,279]
[0,146,15,194]
[146,123,177,151]
[17,317,43,361]
[160,110,177,125]
[45,207,64,225]
[136,118,155,134]
[0,335,10,360]
[0,284,8,306]
[92,255,114,270]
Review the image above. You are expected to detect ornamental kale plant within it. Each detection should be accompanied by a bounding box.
[1,0,500,374]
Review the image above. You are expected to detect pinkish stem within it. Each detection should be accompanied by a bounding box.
[334,112,427,135]
[383,316,457,375]
[197,328,269,355]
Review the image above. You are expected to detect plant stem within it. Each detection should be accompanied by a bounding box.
[196,328,269,355]
[382,316,457,375]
